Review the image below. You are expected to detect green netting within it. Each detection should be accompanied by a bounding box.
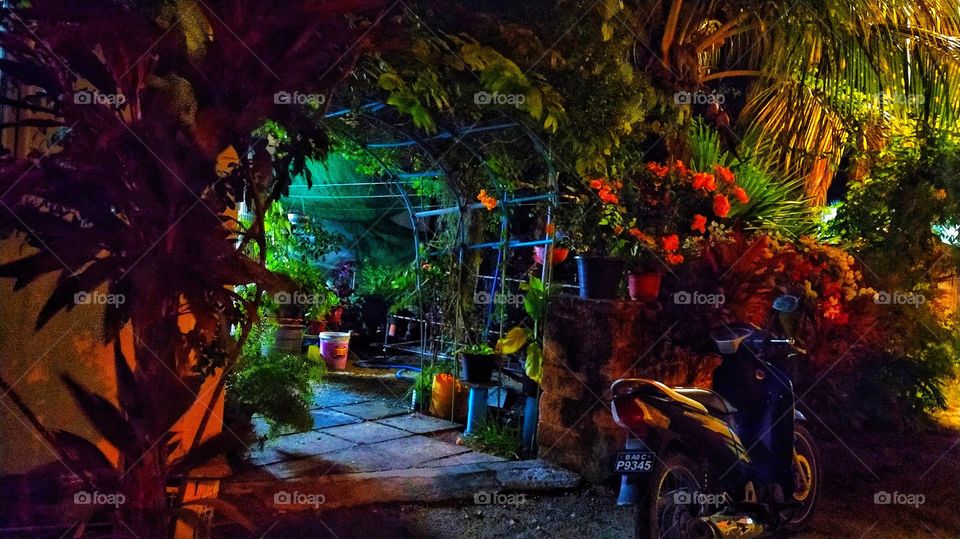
[280,153,415,267]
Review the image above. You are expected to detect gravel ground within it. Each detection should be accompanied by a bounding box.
[217,422,960,539]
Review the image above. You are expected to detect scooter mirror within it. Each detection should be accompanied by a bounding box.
[773,294,799,313]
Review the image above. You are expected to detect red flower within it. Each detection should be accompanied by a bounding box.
[589,178,604,189]
[666,253,684,265]
[714,165,735,184]
[691,214,707,234]
[673,160,689,176]
[646,162,670,178]
[692,172,717,191]
[713,194,731,217]
[732,186,750,204]
[613,224,624,235]
[662,234,680,252]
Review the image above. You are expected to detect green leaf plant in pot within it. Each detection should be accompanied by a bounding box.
[458,343,498,384]
[405,362,451,412]
[570,178,631,299]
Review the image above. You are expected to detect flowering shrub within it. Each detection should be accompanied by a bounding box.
[569,160,753,268]
[699,230,877,366]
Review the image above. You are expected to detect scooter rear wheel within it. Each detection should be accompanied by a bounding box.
[635,452,703,539]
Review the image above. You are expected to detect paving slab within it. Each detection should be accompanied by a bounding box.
[417,451,506,468]
[375,413,460,434]
[241,451,358,480]
[309,408,363,429]
[319,434,472,473]
[310,384,373,409]
[319,421,414,444]
[248,431,357,467]
[224,460,581,510]
[335,399,410,421]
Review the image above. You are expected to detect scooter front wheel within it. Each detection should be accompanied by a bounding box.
[635,452,704,539]
[780,424,822,531]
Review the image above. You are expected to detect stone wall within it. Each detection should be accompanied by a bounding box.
[536,295,719,484]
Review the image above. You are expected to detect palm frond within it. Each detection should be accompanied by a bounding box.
[690,120,822,239]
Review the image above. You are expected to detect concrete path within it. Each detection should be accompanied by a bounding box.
[225,378,579,510]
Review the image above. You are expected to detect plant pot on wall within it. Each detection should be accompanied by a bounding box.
[628,272,662,301]
[575,256,625,299]
[459,353,497,384]
[534,246,570,266]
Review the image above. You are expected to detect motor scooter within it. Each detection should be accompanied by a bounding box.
[612,294,821,538]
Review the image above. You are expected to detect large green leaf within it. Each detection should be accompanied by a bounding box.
[525,342,544,384]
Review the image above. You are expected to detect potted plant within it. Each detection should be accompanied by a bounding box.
[621,160,752,300]
[569,178,632,299]
[405,363,451,412]
[458,343,498,384]
[534,225,571,266]
[624,231,683,301]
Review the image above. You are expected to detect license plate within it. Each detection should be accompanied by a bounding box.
[614,451,655,473]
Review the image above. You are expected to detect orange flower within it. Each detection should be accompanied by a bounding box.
[545,223,556,235]
[690,214,707,234]
[666,253,684,265]
[589,178,605,189]
[692,172,716,191]
[646,162,670,178]
[661,234,680,252]
[732,186,750,204]
[613,224,624,235]
[629,227,653,243]
[713,194,731,217]
[714,165,735,184]
[612,180,624,189]
[477,189,497,211]
[598,188,619,204]
[674,160,689,176]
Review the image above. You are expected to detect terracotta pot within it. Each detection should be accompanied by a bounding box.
[534,246,570,266]
[628,273,662,302]
[306,320,326,334]
[575,256,625,299]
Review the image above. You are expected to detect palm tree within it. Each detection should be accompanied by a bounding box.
[605,0,960,203]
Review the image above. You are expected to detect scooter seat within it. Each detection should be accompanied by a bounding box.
[673,388,738,416]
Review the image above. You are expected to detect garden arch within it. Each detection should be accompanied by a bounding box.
[305,102,560,357]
